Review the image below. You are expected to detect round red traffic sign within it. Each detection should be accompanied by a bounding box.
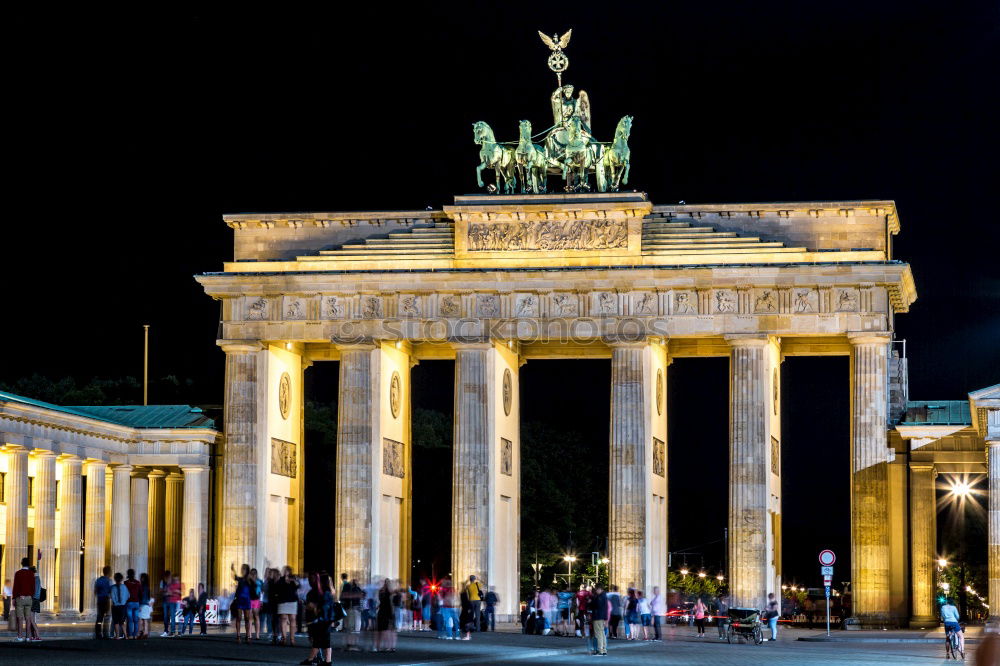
[819,550,836,566]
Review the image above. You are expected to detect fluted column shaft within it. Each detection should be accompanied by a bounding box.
[3,447,29,586]
[909,464,936,624]
[452,345,491,586]
[34,451,58,616]
[728,338,772,610]
[989,442,1000,620]
[219,344,261,581]
[84,460,108,616]
[165,473,184,576]
[130,471,149,575]
[850,335,891,621]
[335,347,376,582]
[147,470,166,581]
[110,464,133,574]
[609,344,647,592]
[58,457,83,617]
[180,465,207,591]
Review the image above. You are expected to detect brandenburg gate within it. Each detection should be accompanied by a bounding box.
[196,193,917,622]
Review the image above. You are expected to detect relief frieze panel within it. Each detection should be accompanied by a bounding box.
[632,292,656,316]
[672,290,697,314]
[467,218,628,252]
[283,296,306,320]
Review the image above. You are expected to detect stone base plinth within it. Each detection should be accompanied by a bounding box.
[909,616,937,629]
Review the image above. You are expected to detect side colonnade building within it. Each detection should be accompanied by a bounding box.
[198,192,938,624]
[0,393,216,617]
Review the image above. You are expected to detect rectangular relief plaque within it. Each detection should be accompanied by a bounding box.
[652,438,665,477]
[771,436,780,475]
[270,438,297,478]
[467,219,628,252]
[383,438,405,478]
[501,438,513,476]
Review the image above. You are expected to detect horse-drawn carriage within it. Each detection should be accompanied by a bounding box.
[726,607,765,645]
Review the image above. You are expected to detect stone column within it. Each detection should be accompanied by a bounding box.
[219,342,262,583]
[452,344,491,586]
[130,470,149,575]
[2,446,29,586]
[110,464,133,574]
[849,334,892,623]
[58,456,83,617]
[34,450,58,617]
[727,336,781,611]
[147,470,166,581]
[83,460,108,617]
[180,465,207,591]
[909,464,937,626]
[608,343,647,592]
[335,346,376,582]
[164,472,184,576]
[989,441,1000,624]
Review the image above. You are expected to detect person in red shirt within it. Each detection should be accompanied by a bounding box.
[12,558,34,642]
[123,569,143,639]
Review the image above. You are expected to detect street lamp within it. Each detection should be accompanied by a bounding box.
[716,574,724,582]
[564,555,576,583]
[938,558,949,568]
[698,571,707,578]
[950,480,972,497]
[680,568,689,577]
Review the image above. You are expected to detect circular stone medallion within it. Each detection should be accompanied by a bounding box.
[502,368,512,416]
[656,369,663,415]
[278,372,291,420]
[390,371,401,419]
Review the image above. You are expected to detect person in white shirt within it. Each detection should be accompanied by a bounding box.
[649,587,666,641]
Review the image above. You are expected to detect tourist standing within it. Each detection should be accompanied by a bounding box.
[302,573,334,666]
[138,573,153,638]
[607,585,623,639]
[164,574,182,637]
[276,566,299,647]
[197,583,209,635]
[182,588,198,634]
[649,586,665,641]
[589,584,609,656]
[765,592,779,641]
[27,564,42,641]
[716,593,729,640]
[11,558,34,642]
[231,563,253,643]
[248,568,262,640]
[3,578,11,628]
[624,588,639,640]
[124,569,142,638]
[261,568,275,641]
[110,572,129,639]
[466,575,483,633]
[158,571,171,636]
[438,578,459,640]
[376,578,397,650]
[637,590,651,640]
[94,566,113,639]
[484,585,499,631]
[340,574,362,652]
[693,596,707,637]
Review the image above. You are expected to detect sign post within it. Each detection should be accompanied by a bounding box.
[818,550,836,636]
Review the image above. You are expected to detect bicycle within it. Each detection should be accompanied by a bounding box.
[945,624,965,661]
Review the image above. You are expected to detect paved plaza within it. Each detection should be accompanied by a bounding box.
[0,625,982,665]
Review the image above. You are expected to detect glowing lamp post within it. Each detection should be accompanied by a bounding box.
[564,555,577,584]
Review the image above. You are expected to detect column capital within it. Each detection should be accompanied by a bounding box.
[84,458,107,472]
[218,339,265,354]
[130,467,149,479]
[448,339,493,350]
[147,468,167,479]
[179,464,209,474]
[987,439,1000,448]
[724,334,774,348]
[847,332,892,346]
[59,454,82,467]
[909,462,935,472]
[336,342,379,353]
[166,471,184,482]
[112,463,134,474]
[33,449,58,458]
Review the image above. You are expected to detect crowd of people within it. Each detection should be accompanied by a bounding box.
[4,557,45,642]
[92,566,208,639]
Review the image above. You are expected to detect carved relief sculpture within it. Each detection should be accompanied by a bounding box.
[324,295,345,318]
[552,293,578,316]
[361,296,383,318]
[837,289,858,311]
[794,289,814,313]
[652,438,665,477]
[502,369,512,416]
[271,438,297,478]
[440,295,461,317]
[382,438,405,478]
[285,299,304,320]
[467,218,628,252]
[674,292,695,314]
[715,290,736,313]
[278,372,291,420]
[770,436,780,475]
[400,295,420,317]
[477,294,500,317]
[501,438,513,476]
[656,369,663,415]
[516,294,537,317]
[634,292,654,315]
[247,297,268,320]
[598,292,616,314]
[389,371,401,419]
[754,290,777,313]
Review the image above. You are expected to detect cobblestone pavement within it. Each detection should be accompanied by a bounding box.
[0,624,977,664]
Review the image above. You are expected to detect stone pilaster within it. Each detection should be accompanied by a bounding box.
[849,334,892,623]
[164,472,184,576]
[129,470,149,575]
[909,464,937,626]
[180,465,207,590]
[726,336,781,610]
[110,464,133,574]
[58,456,82,617]
[608,343,647,592]
[989,441,1000,624]
[452,344,491,587]
[147,470,166,581]
[219,342,262,582]
[34,450,58,617]
[2,446,29,587]
[335,346,376,582]
[83,460,108,617]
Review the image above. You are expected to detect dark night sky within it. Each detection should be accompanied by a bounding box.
[5,4,998,586]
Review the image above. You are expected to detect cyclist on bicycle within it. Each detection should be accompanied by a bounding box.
[941,598,964,655]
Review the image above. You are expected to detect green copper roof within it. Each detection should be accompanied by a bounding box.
[901,400,971,426]
[0,391,215,429]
